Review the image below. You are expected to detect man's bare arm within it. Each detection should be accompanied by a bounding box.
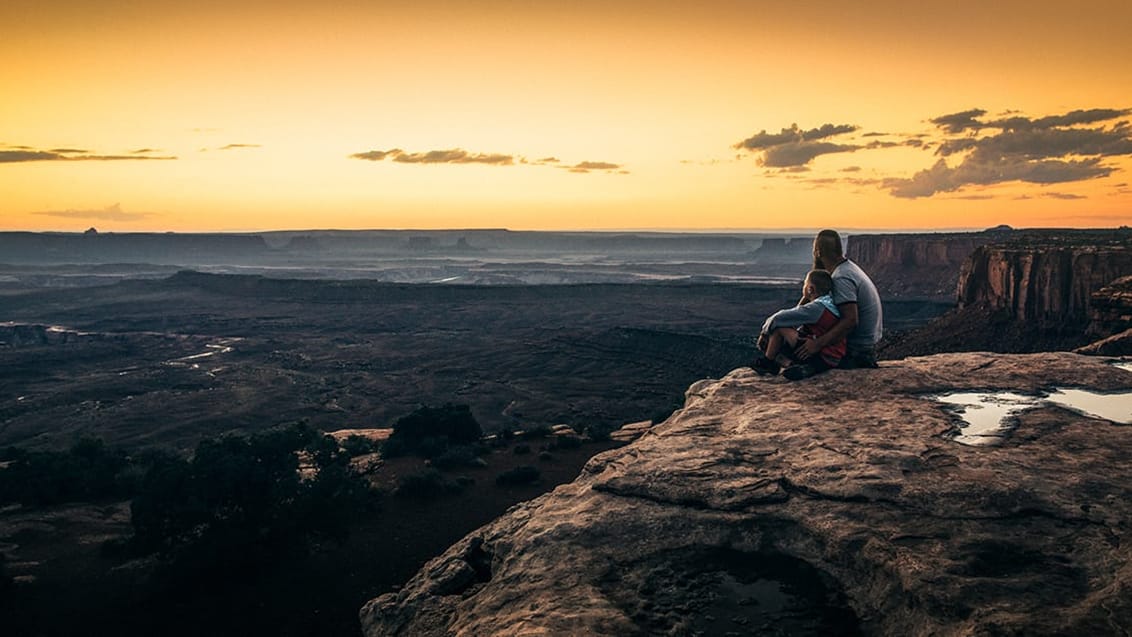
[796,302,857,360]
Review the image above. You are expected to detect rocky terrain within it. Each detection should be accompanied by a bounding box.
[361,352,1132,636]
[1078,276,1132,355]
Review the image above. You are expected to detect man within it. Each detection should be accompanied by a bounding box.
[792,229,883,376]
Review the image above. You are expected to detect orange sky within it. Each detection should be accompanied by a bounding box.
[2,0,1131,232]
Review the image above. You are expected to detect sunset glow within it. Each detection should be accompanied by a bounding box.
[3,0,1131,232]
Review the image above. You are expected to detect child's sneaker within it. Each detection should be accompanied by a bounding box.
[752,355,781,376]
[783,361,827,381]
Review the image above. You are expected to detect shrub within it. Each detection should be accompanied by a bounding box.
[518,425,553,440]
[538,451,554,462]
[553,435,583,450]
[128,423,374,584]
[341,435,380,457]
[495,465,540,486]
[380,437,407,458]
[390,404,483,455]
[395,468,465,499]
[512,444,531,455]
[431,445,487,470]
[584,423,616,442]
[0,437,132,507]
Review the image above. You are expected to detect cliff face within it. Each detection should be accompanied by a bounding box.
[360,353,1132,636]
[957,243,1132,325]
[846,232,992,299]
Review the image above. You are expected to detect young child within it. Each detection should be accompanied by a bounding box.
[753,269,847,380]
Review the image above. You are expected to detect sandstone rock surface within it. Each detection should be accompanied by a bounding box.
[361,353,1132,636]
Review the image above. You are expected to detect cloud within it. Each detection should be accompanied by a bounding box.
[1,150,61,163]
[885,156,1111,198]
[350,147,624,173]
[1040,192,1087,200]
[31,203,153,222]
[567,161,622,173]
[351,149,401,161]
[735,123,858,151]
[350,148,513,165]
[762,141,857,167]
[1,146,176,163]
[881,106,1132,198]
[929,109,988,133]
[131,148,160,154]
[218,143,262,150]
[396,149,513,165]
[734,123,860,167]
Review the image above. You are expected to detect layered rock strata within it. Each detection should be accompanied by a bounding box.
[361,353,1132,636]
[958,243,1132,325]
[847,232,992,299]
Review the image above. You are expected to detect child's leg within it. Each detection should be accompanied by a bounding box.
[766,327,798,362]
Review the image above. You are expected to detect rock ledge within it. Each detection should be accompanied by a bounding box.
[361,353,1132,636]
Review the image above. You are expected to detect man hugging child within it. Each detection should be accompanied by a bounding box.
[754,269,847,381]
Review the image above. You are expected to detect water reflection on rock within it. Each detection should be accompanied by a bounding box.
[933,381,1132,446]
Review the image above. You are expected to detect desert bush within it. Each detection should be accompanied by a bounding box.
[431,445,487,470]
[395,468,465,499]
[584,423,616,442]
[380,437,407,458]
[495,465,540,486]
[552,435,583,450]
[341,435,380,457]
[518,424,553,440]
[0,437,133,507]
[128,423,375,584]
[388,404,483,456]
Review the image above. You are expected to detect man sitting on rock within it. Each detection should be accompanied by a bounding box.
[791,229,884,376]
[754,269,847,380]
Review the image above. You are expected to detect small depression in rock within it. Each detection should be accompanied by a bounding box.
[598,547,862,636]
[932,386,1132,446]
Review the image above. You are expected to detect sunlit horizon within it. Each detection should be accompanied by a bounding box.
[4,0,1130,233]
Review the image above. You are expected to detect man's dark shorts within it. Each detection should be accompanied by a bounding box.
[838,345,878,369]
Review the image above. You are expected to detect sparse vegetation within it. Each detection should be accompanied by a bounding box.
[396,468,466,499]
[386,404,484,457]
[0,438,134,507]
[584,422,617,442]
[518,424,553,440]
[128,423,376,582]
[431,445,487,470]
[341,434,381,457]
[496,465,540,486]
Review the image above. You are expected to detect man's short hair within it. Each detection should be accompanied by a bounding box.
[806,269,833,295]
[815,229,844,260]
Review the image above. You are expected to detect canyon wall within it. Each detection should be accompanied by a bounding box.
[957,234,1132,326]
[846,231,996,299]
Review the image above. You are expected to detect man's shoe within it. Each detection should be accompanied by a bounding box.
[783,361,824,381]
[753,356,780,376]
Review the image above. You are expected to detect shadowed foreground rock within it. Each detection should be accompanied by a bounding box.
[361,353,1132,636]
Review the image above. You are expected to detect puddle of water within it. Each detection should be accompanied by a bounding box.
[933,385,1132,446]
[1046,389,1132,424]
[934,392,1036,445]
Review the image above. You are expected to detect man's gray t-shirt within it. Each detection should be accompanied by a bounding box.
[831,259,883,350]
